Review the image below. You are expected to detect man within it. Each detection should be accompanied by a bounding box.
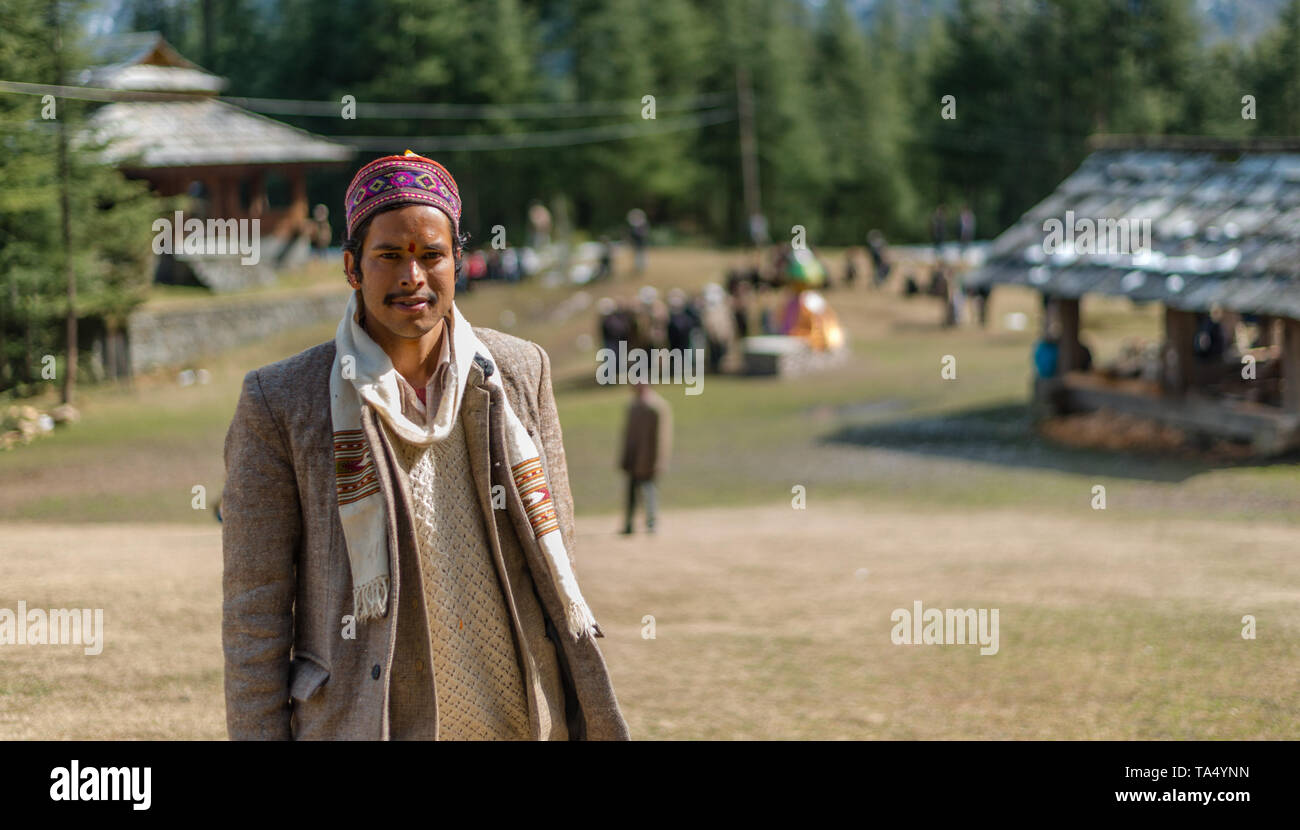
[626,208,649,275]
[619,381,672,535]
[866,229,891,288]
[958,204,976,254]
[931,203,947,256]
[309,203,332,258]
[222,151,629,740]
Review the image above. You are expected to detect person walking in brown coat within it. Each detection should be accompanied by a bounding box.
[619,381,672,534]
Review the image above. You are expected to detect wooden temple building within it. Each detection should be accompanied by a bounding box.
[965,136,1300,455]
[81,32,354,290]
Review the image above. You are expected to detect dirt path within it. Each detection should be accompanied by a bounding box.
[1,502,1295,739]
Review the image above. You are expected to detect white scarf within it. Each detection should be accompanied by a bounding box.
[329,292,599,641]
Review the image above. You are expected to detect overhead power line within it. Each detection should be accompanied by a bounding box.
[0,79,733,119]
[224,91,735,119]
[332,108,738,152]
[0,79,188,102]
[0,79,737,151]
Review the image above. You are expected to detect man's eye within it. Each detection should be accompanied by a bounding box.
[379,253,399,259]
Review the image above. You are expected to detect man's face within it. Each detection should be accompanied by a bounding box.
[343,205,457,342]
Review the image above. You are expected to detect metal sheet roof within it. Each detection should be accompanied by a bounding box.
[76,33,350,168]
[88,99,354,167]
[78,31,227,94]
[968,144,1300,316]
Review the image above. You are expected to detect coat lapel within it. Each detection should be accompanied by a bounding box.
[459,364,501,535]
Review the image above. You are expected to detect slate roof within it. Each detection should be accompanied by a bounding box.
[78,33,353,168]
[88,98,354,167]
[966,137,1300,318]
[78,31,226,94]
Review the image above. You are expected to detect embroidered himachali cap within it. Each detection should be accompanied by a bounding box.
[344,149,461,241]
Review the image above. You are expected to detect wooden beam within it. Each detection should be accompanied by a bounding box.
[212,176,237,219]
[1163,307,1197,395]
[248,171,266,219]
[1282,317,1300,413]
[1059,374,1300,453]
[1056,298,1082,373]
[289,167,308,225]
[1254,315,1274,347]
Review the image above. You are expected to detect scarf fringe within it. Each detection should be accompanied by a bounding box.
[536,529,600,641]
[565,600,600,642]
[353,575,389,622]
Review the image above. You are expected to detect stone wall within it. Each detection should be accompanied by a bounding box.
[128,290,350,374]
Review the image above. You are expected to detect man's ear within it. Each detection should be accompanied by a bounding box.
[343,250,361,287]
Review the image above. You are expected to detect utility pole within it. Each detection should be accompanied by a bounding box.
[51,0,76,405]
[735,65,763,246]
[202,0,215,68]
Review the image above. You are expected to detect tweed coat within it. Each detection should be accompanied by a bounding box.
[620,389,672,481]
[221,326,630,740]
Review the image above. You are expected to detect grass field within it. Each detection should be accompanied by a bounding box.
[1,247,1297,739]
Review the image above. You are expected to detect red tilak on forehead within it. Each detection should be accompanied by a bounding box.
[408,243,415,253]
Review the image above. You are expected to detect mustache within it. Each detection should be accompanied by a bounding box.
[385,290,438,305]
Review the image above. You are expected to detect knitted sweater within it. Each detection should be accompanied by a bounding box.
[387,415,532,741]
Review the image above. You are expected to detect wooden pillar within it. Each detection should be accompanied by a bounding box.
[1056,297,1082,374]
[0,273,8,389]
[289,167,308,226]
[1163,306,1197,395]
[200,176,218,218]
[1282,317,1300,413]
[248,170,266,219]
[1255,314,1274,347]
[214,176,237,220]
[208,176,222,218]
[6,272,16,387]
[104,319,118,383]
[1219,311,1241,352]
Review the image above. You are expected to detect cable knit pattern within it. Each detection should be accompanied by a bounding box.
[387,417,531,741]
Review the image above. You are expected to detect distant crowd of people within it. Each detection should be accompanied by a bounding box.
[597,284,735,378]
[929,203,977,255]
[895,204,990,328]
[722,237,884,342]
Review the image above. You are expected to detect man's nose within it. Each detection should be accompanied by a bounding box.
[401,256,426,286]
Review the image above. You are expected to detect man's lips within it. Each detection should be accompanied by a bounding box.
[389,295,433,312]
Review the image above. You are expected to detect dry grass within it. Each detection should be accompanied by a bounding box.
[0,523,224,739]
[1,501,1295,740]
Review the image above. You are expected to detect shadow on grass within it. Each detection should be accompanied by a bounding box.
[821,401,1300,483]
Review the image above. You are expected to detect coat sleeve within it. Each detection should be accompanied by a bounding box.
[533,343,579,571]
[221,369,301,741]
[618,406,632,473]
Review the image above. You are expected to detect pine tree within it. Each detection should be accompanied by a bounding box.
[813,0,916,242]
[0,0,60,394]
[1246,0,1300,136]
[0,0,160,398]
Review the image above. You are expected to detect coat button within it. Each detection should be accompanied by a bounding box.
[371,664,381,680]
[415,660,424,672]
